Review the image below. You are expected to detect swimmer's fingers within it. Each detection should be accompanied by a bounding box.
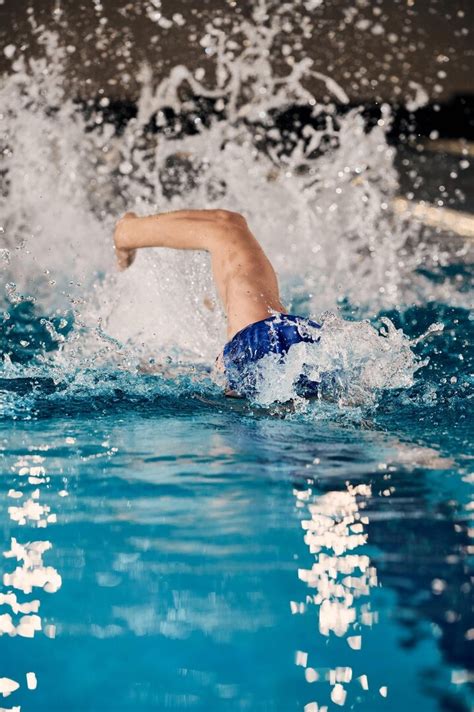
[114,210,138,270]
[115,245,137,271]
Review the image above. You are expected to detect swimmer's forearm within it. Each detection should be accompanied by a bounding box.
[115,209,253,252]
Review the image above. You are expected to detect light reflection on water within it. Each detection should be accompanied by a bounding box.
[293,482,379,708]
[1,452,62,705]
[0,412,472,711]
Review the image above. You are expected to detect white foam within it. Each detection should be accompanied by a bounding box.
[250,313,421,406]
[0,3,463,404]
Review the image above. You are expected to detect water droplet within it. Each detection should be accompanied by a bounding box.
[3,44,16,59]
[119,161,133,175]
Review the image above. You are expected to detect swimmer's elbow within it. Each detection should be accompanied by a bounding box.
[212,209,247,228]
[195,209,251,251]
[212,211,251,248]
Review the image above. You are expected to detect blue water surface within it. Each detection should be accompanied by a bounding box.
[0,300,473,712]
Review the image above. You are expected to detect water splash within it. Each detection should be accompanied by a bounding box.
[0,2,468,409]
[247,313,422,407]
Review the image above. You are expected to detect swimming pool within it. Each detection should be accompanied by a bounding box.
[1,4,473,710]
[0,301,472,711]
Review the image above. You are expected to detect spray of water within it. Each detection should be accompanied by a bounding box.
[0,3,462,409]
[249,314,424,407]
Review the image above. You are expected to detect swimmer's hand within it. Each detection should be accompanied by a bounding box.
[113,212,138,270]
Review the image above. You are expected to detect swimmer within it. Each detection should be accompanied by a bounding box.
[114,209,321,397]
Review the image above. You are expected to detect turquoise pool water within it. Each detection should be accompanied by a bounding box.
[0,302,472,711]
[1,7,473,707]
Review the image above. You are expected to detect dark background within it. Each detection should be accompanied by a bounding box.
[1,0,473,104]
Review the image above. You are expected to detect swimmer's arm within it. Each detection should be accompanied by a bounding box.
[113,209,286,336]
[113,209,257,269]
